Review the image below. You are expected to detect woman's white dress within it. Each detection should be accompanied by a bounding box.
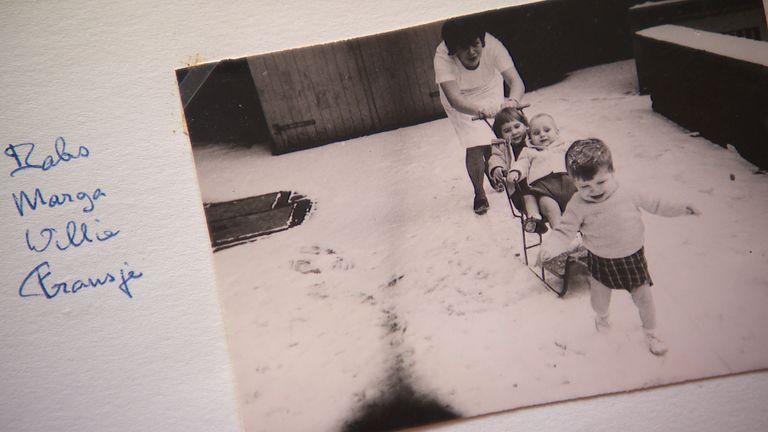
[433,33,516,149]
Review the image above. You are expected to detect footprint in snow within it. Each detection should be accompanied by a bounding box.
[291,245,355,274]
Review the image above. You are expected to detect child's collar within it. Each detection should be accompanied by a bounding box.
[529,137,565,151]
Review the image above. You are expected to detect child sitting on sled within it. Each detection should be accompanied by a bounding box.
[505,113,576,232]
[538,138,701,355]
[487,107,541,229]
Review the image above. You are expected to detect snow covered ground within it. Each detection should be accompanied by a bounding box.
[192,60,768,432]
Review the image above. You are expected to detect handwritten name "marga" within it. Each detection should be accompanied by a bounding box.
[13,187,106,217]
[4,137,89,177]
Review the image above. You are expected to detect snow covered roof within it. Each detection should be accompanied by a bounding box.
[637,24,768,66]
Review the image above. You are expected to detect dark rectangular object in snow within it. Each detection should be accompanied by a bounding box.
[634,25,768,169]
[204,191,312,251]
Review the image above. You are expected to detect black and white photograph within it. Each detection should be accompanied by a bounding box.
[176,1,768,431]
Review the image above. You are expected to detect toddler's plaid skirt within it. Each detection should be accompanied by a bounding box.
[587,247,653,291]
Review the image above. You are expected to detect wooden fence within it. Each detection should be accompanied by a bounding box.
[247,22,444,154]
[180,0,636,153]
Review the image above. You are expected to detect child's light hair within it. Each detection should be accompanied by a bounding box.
[528,113,556,127]
[566,138,614,180]
[492,107,529,139]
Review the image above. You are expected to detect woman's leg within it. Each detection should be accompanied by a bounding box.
[466,145,491,212]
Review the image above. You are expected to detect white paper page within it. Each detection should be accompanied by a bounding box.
[1,1,766,432]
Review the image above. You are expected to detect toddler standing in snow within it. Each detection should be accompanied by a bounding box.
[488,107,535,222]
[506,113,576,232]
[538,138,700,355]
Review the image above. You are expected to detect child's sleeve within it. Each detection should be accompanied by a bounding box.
[541,202,582,258]
[634,188,691,217]
[510,148,533,179]
[488,143,507,175]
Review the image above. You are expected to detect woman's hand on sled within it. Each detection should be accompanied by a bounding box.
[502,98,521,110]
[477,105,498,119]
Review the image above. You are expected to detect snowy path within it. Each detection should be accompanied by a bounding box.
[193,61,768,432]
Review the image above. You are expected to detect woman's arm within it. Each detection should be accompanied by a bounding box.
[441,65,524,116]
[439,81,495,117]
[501,66,525,107]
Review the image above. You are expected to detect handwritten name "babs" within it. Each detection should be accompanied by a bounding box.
[4,137,146,300]
[4,137,89,177]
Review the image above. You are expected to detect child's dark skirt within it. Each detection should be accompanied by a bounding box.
[529,173,577,211]
[587,247,653,291]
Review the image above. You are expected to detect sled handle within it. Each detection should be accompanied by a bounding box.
[471,103,530,121]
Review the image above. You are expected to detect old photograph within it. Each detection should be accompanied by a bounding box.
[176,1,768,431]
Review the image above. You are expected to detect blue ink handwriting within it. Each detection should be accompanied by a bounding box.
[4,137,89,177]
[19,261,143,299]
[25,219,120,253]
[13,187,106,217]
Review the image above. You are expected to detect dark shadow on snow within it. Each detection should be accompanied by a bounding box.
[343,303,460,432]
[342,363,460,432]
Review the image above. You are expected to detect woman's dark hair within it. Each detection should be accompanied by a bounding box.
[441,17,486,55]
[492,107,529,139]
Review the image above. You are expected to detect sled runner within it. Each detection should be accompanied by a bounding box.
[499,180,587,297]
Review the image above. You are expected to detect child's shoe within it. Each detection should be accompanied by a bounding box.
[524,217,547,234]
[645,331,668,356]
[473,196,489,215]
[594,315,610,333]
[523,217,537,233]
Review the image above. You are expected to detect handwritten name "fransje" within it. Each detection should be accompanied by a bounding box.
[19,261,143,299]
[4,137,89,177]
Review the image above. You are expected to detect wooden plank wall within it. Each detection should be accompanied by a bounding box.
[246,0,636,154]
[247,21,444,154]
[356,22,444,131]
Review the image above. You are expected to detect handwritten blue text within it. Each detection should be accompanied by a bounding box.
[4,137,89,177]
[25,219,120,253]
[19,261,143,299]
[13,187,106,217]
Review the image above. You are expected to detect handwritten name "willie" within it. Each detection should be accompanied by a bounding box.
[19,261,143,299]
[4,137,89,177]
[25,219,120,253]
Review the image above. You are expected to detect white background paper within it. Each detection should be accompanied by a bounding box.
[0,1,766,431]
